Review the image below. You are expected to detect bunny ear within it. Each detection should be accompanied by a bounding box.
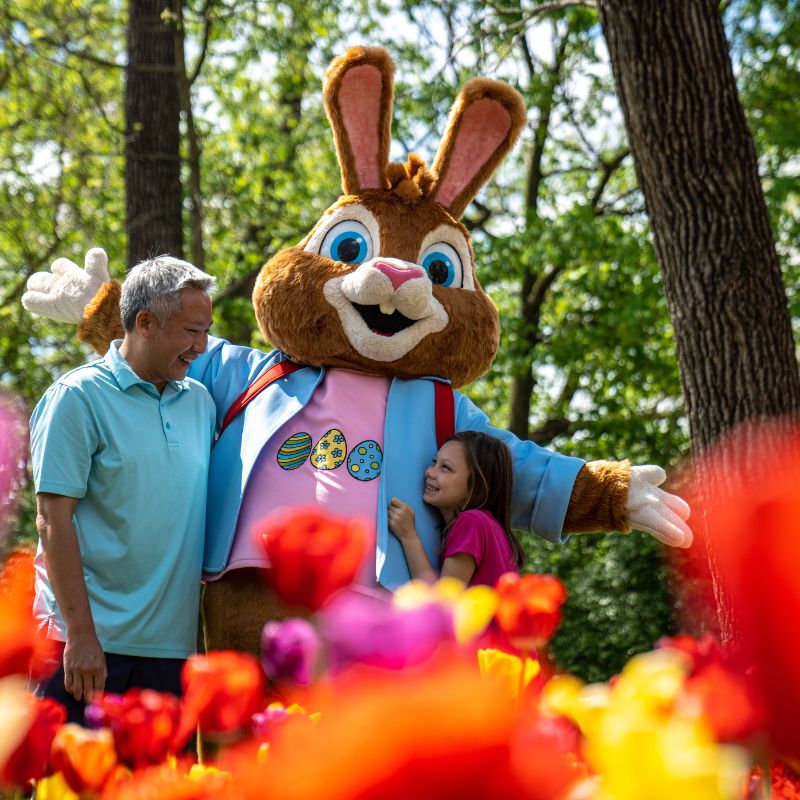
[323,47,395,195]
[430,79,526,219]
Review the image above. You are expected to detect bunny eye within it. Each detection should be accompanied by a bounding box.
[420,242,463,288]
[320,220,374,265]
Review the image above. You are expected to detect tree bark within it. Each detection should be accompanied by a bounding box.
[597,0,800,640]
[125,0,183,269]
[597,0,800,451]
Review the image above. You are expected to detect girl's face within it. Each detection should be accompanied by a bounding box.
[423,440,471,514]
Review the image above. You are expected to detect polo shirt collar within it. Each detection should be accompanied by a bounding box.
[105,340,190,394]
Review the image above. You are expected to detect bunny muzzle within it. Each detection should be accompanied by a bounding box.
[323,256,448,362]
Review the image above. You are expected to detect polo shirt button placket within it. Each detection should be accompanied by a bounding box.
[161,396,179,447]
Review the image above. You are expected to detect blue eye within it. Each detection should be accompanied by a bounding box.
[419,242,462,287]
[320,220,373,265]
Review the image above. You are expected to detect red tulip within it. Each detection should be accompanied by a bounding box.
[493,574,567,651]
[0,549,58,680]
[0,694,64,788]
[688,423,800,762]
[172,651,265,749]
[89,689,181,768]
[257,508,371,611]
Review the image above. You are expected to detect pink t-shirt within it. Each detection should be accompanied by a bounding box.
[442,509,518,588]
[215,370,390,586]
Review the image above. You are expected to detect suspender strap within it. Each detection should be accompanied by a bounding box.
[219,359,303,436]
[434,381,455,449]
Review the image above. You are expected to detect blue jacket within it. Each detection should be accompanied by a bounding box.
[191,336,585,590]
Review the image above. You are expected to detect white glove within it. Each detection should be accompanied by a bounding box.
[624,464,692,548]
[22,248,111,323]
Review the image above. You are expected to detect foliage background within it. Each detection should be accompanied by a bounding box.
[1,0,797,681]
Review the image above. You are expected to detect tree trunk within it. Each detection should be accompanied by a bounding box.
[597,0,800,451]
[597,0,800,640]
[125,0,183,269]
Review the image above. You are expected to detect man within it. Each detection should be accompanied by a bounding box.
[30,256,216,723]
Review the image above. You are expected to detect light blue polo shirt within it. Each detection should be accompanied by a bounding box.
[30,341,215,659]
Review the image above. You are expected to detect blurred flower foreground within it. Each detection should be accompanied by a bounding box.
[3,425,800,799]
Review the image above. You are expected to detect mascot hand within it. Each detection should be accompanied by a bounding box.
[22,248,111,323]
[624,464,692,548]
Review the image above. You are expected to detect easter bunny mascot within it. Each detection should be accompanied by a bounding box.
[23,47,691,655]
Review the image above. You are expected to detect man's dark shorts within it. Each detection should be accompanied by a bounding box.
[39,649,185,726]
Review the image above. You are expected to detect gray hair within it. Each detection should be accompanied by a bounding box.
[120,256,216,331]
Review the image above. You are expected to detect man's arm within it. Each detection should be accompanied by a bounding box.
[36,493,106,702]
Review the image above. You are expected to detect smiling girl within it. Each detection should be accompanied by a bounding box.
[388,431,525,587]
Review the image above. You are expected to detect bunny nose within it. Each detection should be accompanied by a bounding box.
[375,261,424,291]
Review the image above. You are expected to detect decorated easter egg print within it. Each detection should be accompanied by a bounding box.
[347,440,383,481]
[276,432,312,470]
[311,429,347,470]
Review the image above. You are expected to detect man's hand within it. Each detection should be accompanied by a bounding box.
[22,248,111,323]
[625,465,692,548]
[63,629,107,702]
[388,498,418,542]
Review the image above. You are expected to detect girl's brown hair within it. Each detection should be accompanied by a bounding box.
[442,431,527,569]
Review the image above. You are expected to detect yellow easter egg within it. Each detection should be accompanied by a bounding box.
[310,429,347,470]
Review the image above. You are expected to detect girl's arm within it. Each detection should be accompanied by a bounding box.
[440,552,477,585]
[387,498,437,582]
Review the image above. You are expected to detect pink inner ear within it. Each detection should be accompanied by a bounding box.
[435,99,512,208]
[339,65,383,190]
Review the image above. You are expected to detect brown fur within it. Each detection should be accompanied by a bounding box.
[563,460,631,534]
[78,280,123,354]
[254,192,499,388]
[202,569,301,657]
[323,47,394,195]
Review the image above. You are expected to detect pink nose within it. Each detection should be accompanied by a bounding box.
[375,261,424,291]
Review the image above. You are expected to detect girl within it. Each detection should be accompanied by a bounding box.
[388,431,526,587]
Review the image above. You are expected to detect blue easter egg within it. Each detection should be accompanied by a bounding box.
[347,440,383,481]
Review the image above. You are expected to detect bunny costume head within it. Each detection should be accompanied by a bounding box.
[254,47,524,387]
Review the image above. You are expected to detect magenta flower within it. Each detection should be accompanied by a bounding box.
[261,618,321,685]
[318,590,456,672]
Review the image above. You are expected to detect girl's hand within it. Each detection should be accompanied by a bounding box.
[388,498,418,542]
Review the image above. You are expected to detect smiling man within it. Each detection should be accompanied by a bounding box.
[30,256,216,724]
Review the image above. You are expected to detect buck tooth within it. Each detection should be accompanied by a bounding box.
[379,302,396,315]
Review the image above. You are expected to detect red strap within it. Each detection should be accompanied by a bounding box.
[434,381,455,449]
[221,363,454,448]
[219,360,303,436]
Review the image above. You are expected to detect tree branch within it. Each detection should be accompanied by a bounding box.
[590,147,630,209]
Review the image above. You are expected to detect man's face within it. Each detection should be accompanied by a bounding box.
[146,288,212,388]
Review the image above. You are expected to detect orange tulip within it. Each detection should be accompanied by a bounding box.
[0,548,58,680]
[223,655,583,800]
[493,573,567,652]
[0,694,64,788]
[172,651,265,750]
[51,723,120,795]
[257,508,371,611]
[89,689,181,768]
[100,760,230,800]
